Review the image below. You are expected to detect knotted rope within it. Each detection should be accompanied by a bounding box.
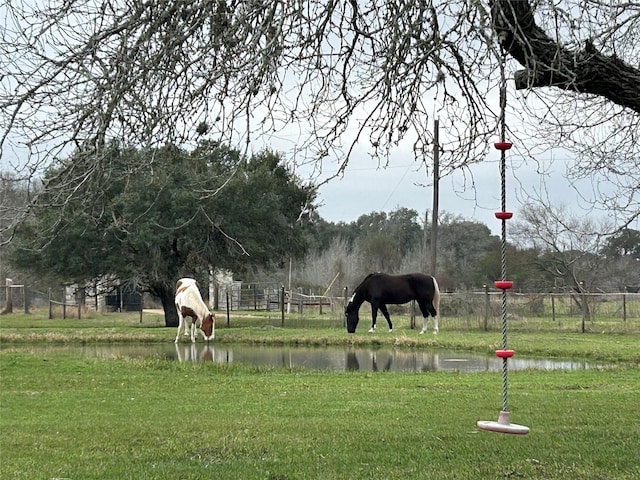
[498,52,509,414]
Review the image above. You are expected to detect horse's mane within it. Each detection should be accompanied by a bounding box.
[354,273,376,290]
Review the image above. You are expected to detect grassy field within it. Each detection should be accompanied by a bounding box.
[1,310,640,479]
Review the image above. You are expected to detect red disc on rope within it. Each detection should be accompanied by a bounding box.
[494,141,513,150]
[495,211,513,220]
[494,280,513,290]
[495,350,514,359]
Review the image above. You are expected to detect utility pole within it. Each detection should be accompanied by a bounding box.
[429,118,440,277]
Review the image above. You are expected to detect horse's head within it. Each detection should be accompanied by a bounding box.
[344,301,359,334]
[200,313,215,341]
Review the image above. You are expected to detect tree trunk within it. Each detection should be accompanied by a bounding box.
[151,282,178,327]
[161,292,178,327]
[491,0,640,113]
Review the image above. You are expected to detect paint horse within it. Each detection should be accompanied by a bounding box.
[174,278,215,343]
[345,272,440,334]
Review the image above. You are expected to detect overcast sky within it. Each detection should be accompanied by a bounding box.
[298,148,622,236]
[247,119,640,236]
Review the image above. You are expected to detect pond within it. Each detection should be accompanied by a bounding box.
[5,343,606,373]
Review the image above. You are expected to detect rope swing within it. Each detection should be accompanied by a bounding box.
[476,50,530,435]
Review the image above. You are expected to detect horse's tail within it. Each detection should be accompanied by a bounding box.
[432,276,441,316]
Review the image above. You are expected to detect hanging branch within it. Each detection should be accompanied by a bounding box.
[491,0,640,113]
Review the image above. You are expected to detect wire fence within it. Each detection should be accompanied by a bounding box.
[3,279,639,333]
[209,283,640,333]
[438,291,640,333]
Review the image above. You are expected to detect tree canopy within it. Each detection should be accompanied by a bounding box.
[9,143,315,324]
[2,0,639,232]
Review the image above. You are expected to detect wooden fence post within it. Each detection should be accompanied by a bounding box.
[24,284,29,314]
[343,286,349,328]
[281,285,285,327]
[226,288,230,327]
[484,284,489,331]
[4,278,12,314]
[75,289,82,319]
[253,286,258,310]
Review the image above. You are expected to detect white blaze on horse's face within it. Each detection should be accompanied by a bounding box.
[348,294,355,303]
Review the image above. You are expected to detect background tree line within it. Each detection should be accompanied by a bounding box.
[269,209,640,297]
[2,141,638,324]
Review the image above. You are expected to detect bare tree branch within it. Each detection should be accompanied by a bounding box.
[1,0,639,237]
[492,0,640,113]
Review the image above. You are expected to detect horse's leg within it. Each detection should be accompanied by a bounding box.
[183,315,191,336]
[368,306,379,333]
[189,318,197,343]
[175,307,184,343]
[418,301,438,334]
[417,301,428,334]
[420,316,428,334]
[197,319,207,341]
[428,302,439,334]
[379,304,393,332]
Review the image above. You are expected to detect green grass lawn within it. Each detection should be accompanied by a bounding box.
[1,311,639,479]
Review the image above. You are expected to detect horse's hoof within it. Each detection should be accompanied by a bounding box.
[368,328,375,333]
[388,329,393,333]
[419,330,426,334]
[433,330,439,334]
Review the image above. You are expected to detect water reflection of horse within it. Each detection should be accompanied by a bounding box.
[345,350,393,371]
[345,272,440,334]
[174,343,219,362]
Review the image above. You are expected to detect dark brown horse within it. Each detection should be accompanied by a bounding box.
[345,273,440,334]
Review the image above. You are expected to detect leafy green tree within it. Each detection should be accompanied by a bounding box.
[300,212,348,253]
[0,174,33,281]
[358,234,402,274]
[386,208,423,258]
[601,229,640,259]
[475,246,551,292]
[351,209,423,277]
[10,143,315,325]
[599,228,640,291]
[437,220,498,289]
